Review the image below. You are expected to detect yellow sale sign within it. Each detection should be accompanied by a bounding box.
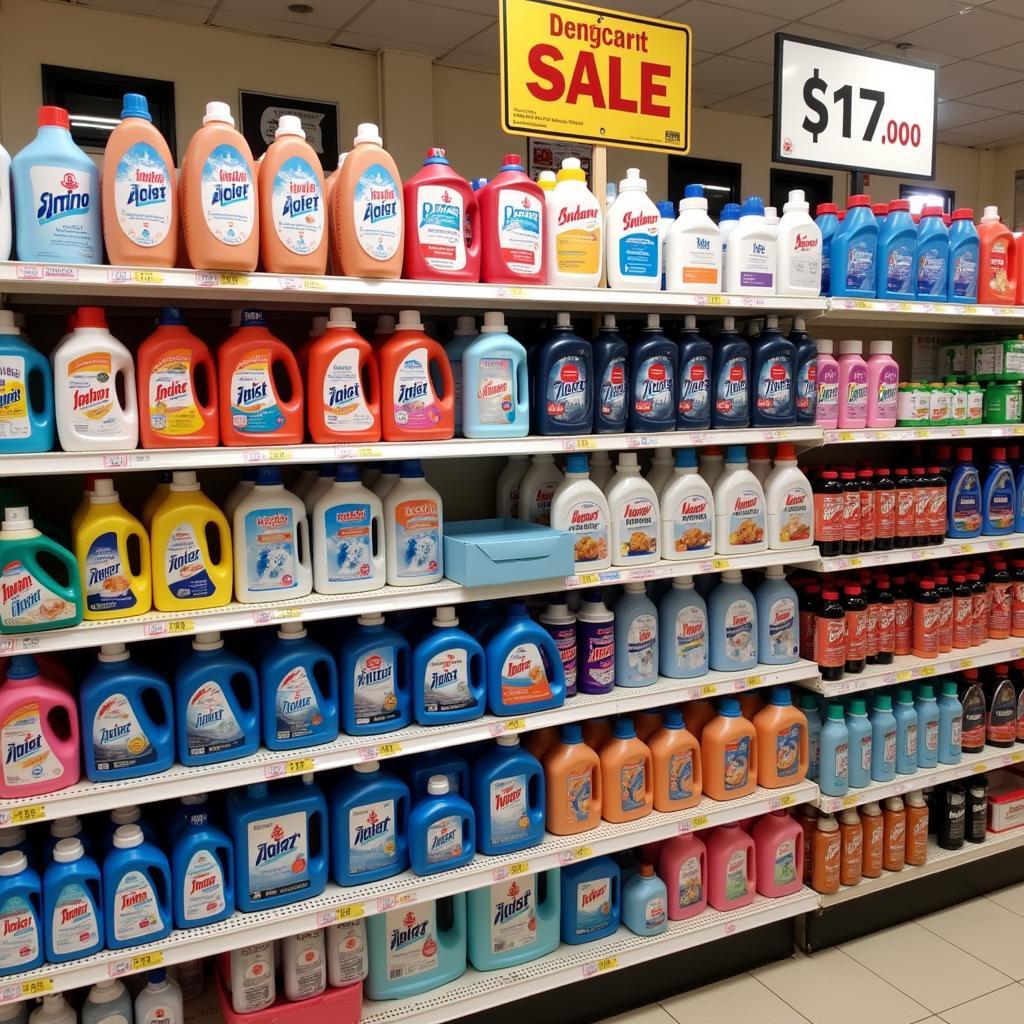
[500,0,692,153]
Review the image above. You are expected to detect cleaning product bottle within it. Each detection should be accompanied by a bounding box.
[496,453,530,518]
[706,823,756,910]
[714,446,767,555]
[325,918,368,987]
[764,444,813,550]
[551,453,612,572]
[606,168,660,290]
[660,449,714,559]
[708,570,757,671]
[701,697,757,800]
[606,452,660,564]
[711,317,750,428]
[818,703,849,797]
[412,606,486,724]
[814,338,840,428]
[282,926,328,1000]
[830,195,877,298]
[876,199,916,299]
[592,314,628,433]
[837,338,869,428]
[866,339,899,427]
[576,589,615,695]
[983,446,1015,535]
[916,205,950,300]
[788,317,819,424]
[648,708,701,811]
[0,850,41,976]
[103,824,171,948]
[948,447,982,538]
[870,694,897,782]
[338,612,411,734]
[539,598,577,696]
[723,196,775,294]
[545,157,602,287]
[629,314,678,432]
[82,980,132,1024]
[947,208,979,301]
[409,775,476,875]
[753,811,803,897]
[753,686,807,786]
[383,459,444,585]
[622,863,667,936]
[937,679,963,764]
[776,189,822,296]
[560,857,620,943]
[665,185,722,293]
[80,643,173,781]
[0,309,53,453]
[461,311,529,437]
[755,567,799,665]
[135,970,182,1024]
[543,723,601,834]
[658,576,708,678]
[658,833,706,920]
[0,144,8,262]
[517,453,564,526]
[486,602,565,715]
[978,205,1016,304]
[472,736,545,854]
[675,315,713,429]
[41,837,101,963]
[530,313,593,435]
[814,202,839,293]
[915,682,941,769]
[170,796,233,929]
[467,870,560,970]
[893,687,918,776]
[477,154,544,284]
[614,582,659,686]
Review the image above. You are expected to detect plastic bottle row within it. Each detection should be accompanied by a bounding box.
[896,378,1021,428]
[940,336,1024,385]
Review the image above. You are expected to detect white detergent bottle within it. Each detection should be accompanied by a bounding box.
[550,452,612,571]
[312,463,385,594]
[713,444,767,554]
[81,980,131,1024]
[606,168,661,291]
[699,447,724,490]
[545,158,602,287]
[590,450,613,490]
[645,449,674,495]
[606,452,661,565]
[665,184,722,293]
[135,970,182,1024]
[496,454,530,518]
[327,919,369,985]
[776,189,822,297]
[281,929,326,1001]
[517,453,564,526]
[228,943,275,1013]
[724,197,776,295]
[29,997,74,1024]
[660,448,715,560]
[384,459,444,586]
[302,464,336,515]
[764,442,814,550]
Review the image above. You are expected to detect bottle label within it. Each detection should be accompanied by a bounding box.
[546,354,590,425]
[876,365,899,418]
[797,356,816,415]
[246,809,310,900]
[814,617,847,668]
[489,877,537,953]
[323,502,376,584]
[678,234,720,286]
[678,855,702,908]
[905,722,918,759]
[566,765,593,825]
[579,620,615,690]
[114,868,164,941]
[599,354,627,422]
[675,605,707,670]
[619,757,647,812]
[393,497,441,579]
[846,608,866,660]
[29,163,99,262]
[114,141,172,248]
[49,882,98,955]
[323,349,375,432]
[525,477,558,526]
[575,876,612,934]
[860,733,871,771]
[834,740,848,779]
[990,581,1011,634]
[774,838,797,886]
[0,355,30,439]
[328,920,367,985]
[497,188,542,275]
[348,798,397,875]
[727,489,765,547]
[424,647,474,712]
[0,894,38,971]
[182,848,226,922]
[230,349,285,433]
[771,722,800,777]
[627,612,657,679]
[845,240,875,290]
[490,773,530,845]
[670,491,712,553]
[554,204,601,275]
[91,691,156,772]
[67,351,120,437]
[845,366,868,418]
[924,718,938,753]
[617,216,659,278]
[645,894,667,928]
[85,530,138,613]
[269,156,323,255]
[988,683,1017,743]
[562,499,609,564]
[633,355,675,421]
[723,598,755,663]
[384,904,437,978]
[475,356,515,425]
[678,355,710,420]
[715,356,749,419]
[786,229,820,288]
[950,470,981,534]
[163,521,217,600]
[843,489,860,541]
[724,735,751,791]
[768,597,797,660]
[668,749,694,801]
[416,183,466,271]
[353,644,399,725]
[148,347,203,437]
[737,237,775,289]
[778,485,812,544]
[426,812,464,864]
[814,492,843,542]
[885,244,914,294]
[876,488,895,537]
[275,664,324,739]
[917,245,948,296]
[500,641,553,706]
[725,849,748,898]
[187,680,245,756]
[353,163,401,261]
[816,362,839,419]
[615,495,658,558]
[882,728,896,766]
[392,346,442,430]
[244,506,298,592]
[756,354,792,416]
[542,620,576,695]
[201,144,254,245]
[821,236,831,294]
[987,468,1015,530]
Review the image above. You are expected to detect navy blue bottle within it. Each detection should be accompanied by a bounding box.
[750,315,796,426]
[676,314,712,429]
[711,315,750,428]
[530,312,593,435]
[628,313,677,432]
[789,317,818,425]
[592,314,628,433]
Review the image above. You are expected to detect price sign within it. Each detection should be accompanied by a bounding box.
[772,34,936,179]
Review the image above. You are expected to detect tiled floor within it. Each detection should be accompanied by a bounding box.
[599,882,1024,1024]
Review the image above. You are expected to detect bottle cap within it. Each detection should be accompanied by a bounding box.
[769,686,791,706]
[874,694,893,711]
[619,167,646,192]
[192,631,223,651]
[827,703,845,721]
[817,813,838,831]
[884,796,905,811]
[90,477,119,504]
[98,643,129,663]
[872,203,888,217]
[496,734,519,747]
[557,157,586,182]
[52,815,83,839]
[725,445,747,463]
[776,442,797,461]
[658,200,676,216]
[720,203,740,222]
[847,194,870,208]
[170,470,199,491]
[674,448,697,468]
[951,207,974,221]
[783,189,808,213]
[397,309,423,330]
[645,313,661,330]
[433,606,459,627]
[53,838,84,863]
[354,760,379,773]
[850,698,867,715]
[617,452,639,470]
[0,851,26,876]
[555,312,573,328]
[740,196,765,217]
[148,969,167,987]
[719,697,741,717]
[427,774,450,796]
[111,805,141,825]
[121,93,152,121]
[537,170,556,189]
[482,311,507,333]
[815,203,838,216]
[277,621,307,639]
[612,717,636,739]
[888,199,910,212]
[38,106,71,129]
[869,339,893,355]
[561,722,582,743]
[839,339,863,355]
[922,205,943,218]
[327,306,356,329]
[203,101,234,125]
[663,708,684,728]
[565,453,589,475]
[354,122,383,145]
[112,824,144,849]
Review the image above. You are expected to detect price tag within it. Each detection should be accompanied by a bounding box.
[1012,751,1024,763]
[505,718,526,732]
[377,742,403,759]
[577,573,600,586]
[357,446,383,458]
[960,543,975,554]
[335,902,365,921]
[131,270,163,284]
[509,861,530,875]
[839,431,856,441]
[691,814,709,829]
[746,675,763,689]
[494,286,526,299]
[220,273,250,287]
[20,979,53,998]
[131,951,163,971]
[842,794,857,808]
[712,558,730,570]
[771,793,796,809]
[303,278,326,290]
[574,845,593,859]
[920,665,935,676]
[575,438,597,450]
[286,758,315,774]
[700,684,717,697]
[167,619,195,635]
[972,762,988,773]
[596,957,618,972]
[896,670,912,683]
[10,804,45,825]
[102,453,131,469]
[697,294,726,305]
[677,819,692,835]
[266,449,293,462]
[959,658,974,669]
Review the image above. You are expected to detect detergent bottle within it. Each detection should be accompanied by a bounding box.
[947,208,979,301]
[706,823,756,910]
[0,655,78,797]
[550,453,611,572]
[876,199,916,299]
[472,736,545,854]
[560,857,620,944]
[445,317,474,435]
[592,314,628,432]
[708,571,758,672]
[461,311,529,437]
[485,601,565,715]
[866,340,899,427]
[52,307,139,451]
[714,446,767,555]
[539,599,577,696]
[831,195,878,298]
[409,774,476,875]
[379,310,455,440]
[467,870,560,970]
[629,314,677,432]
[658,833,706,921]
[331,122,404,278]
[676,314,713,429]
[648,708,701,811]
[575,589,614,695]
[179,101,258,271]
[170,797,233,929]
[477,154,544,284]
[755,567,799,664]
[307,306,380,443]
[948,447,982,538]
[82,980,133,1024]
[750,316,796,425]
[983,446,1015,535]
[403,147,479,281]
[622,863,667,936]
[218,310,303,445]
[658,575,709,679]
[232,466,312,602]
[12,106,101,264]
[329,761,410,884]
[102,93,177,267]
[837,339,868,428]
[545,157,602,287]
[149,471,232,611]
[701,697,757,800]
[174,631,258,765]
[788,318,818,425]
[259,622,338,749]
[765,444,813,549]
[606,167,660,290]
[978,206,1016,304]
[814,202,839,293]
[0,310,53,453]
[660,449,714,559]
[753,687,808,786]
[711,317,750,427]
[384,459,444,585]
[412,606,486,724]
[916,205,950,300]
[80,643,173,781]
[339,613,411,734]
[223,467,256,522]
[614,582,658,686]
[753,811,803,897]
[776,189,822,296]
[103,824,171,949]
[606,452,660,564]
[724,196,775,294]
[74,477,151,619]
[257,114,326,275]
[42,838,102,963]
[665,184,722,293]
[0,851,42,975]
[543,723,601,834]
[599,718,653,822]
[530,313,593,435]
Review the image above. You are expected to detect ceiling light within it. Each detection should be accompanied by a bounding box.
[288,3,314,12]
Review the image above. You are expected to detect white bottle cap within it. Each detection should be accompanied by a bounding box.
[427,774,450,795]
[561,157,582,172]
[0,310,15,333]
[496,734,519,747]
[51,816,82,840]
[90,477,119,503]
[0,827,25,848]
[555,312,572,328]
[624,581,646,593]
[765,315,779,329]
[870,339,893,355]
[358,612,385,626]
[433,606,459,627]
[98,643,129,663]
[113,824,144,849]
[884,795,904,811]
[684,314,696,329]
[2,507,32,531]
[538,170,556,185]
[602,314,616,329]
[203,101,234,126]
[765,206,779,223]
[111,805,141,826]
[181,793,206,806]
[838,808,860,825]
[839,339,864,355]
[354,122,382,146]
[783,190,808,213]
[454,316,477,336]
[275,114,304,139]
[193,631,223,650]
[0,851,26,875]
[328,307,356,329]
[721,569,742,582]
[764,565,785,579]
[170,470,199,490]
[278,621,307,639]
[88,981,123,1002]
[982,205,1000,222]
[905,789,926,807]
[646,313,660,330]
[619,167,646,192]
[793,316,806,331]
[397,310,423,330]
[817,338,834,354]
[618,452,639,470]
[672,575,694,588]
[723,316,735,331]
[863,801,881,815]
[354,760,379,773]
[482,311,507,333]
[53,838,84,863]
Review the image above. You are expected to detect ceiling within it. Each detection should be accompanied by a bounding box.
[73,0,1024,148]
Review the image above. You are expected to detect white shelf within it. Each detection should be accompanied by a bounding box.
[0,783,816,1003]
[824,425,1024,444]
[810,534,1024,572]
[0,547,820,656]
[819,828,1024,907]
[824,296,1024,325]
[816,744,1024,813]
[0,661,819,826]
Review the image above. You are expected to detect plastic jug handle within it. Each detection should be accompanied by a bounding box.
[28,354,54,426]
[466,191,481,264]
[197,350,218,416]
[430,342,456,409]
[214,517,232,568]
[121,364,139,420]
[691,744,703,793]
[364,349,381,415]
[49,702,81,762]
[127,523,152,580]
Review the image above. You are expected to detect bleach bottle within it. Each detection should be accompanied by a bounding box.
[467,870,559,970]
[560,856,620,944]
[629,314,677,432]
[0,310,53,453]
[472,736,545,855]
[170,798,233,929]
[916,205,950,300]
[948,208,980,301]
[877,199,917,300]
[485,602,565,715]
[676,314,712,429]
[755,566,799,664]
[103,824,171,949]
[711,317,750,428]
[478,154,544,284]
[339,613,411,734]
[530,313,593,435]
[831,195,878,298]
[330,761,410,884]
[750,315,796,425]
[409,775,476,875]
[412,606,486,725]
[260,622,339,749]
[606,168,660,290]
[789,317,818,425]
[174,631,259,765]
[42,839,102,963]
[0,851,42,975]
[461,312,529,437]
[592,314,627,433]
[80,644,173,782]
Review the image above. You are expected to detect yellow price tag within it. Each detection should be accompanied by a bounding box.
[505,718,526,731]
[959,658,974,669]
[896,670,912,682]
[131,951,163,972]
[509,861,530,875]
[746,675,763,688]
[575,438,597,450]
[10,804,45,825]
[705,294,725,305]
[131,270,163,284]
[700,684,717,696]
[842,795,857,808]
[778,794,795,807]
[167,619,195,635]
[972,762,988,773]
[1012,751,1024,763]
[577,573,599,585]
[220,273,249,287]
[21,979,53,997]
[596,957,618,972]
[691,814,709,828]
[335,902,365,921]
[377,742,403,758]
[839,431,855,441]
[303,278,326,290]
[920,665,935,676]
[712,558,730,570]
[267,449,293,461]
[854,299,871,309]
[357,447,382,458]
[573,845,592,859]
[961,544,975,553]
[286,758,315,774]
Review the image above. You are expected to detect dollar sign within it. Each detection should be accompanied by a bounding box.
[802,68,828,143]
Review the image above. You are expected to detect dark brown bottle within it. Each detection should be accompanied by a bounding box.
[933,573,953,654]
[815,588,847,682]
[873,466,895,551]
[858,467,875,553]
[965,777,988,844]
[894,468,914,549]
[843,583,867,675]
[911,467,929,546]
[927,464,946,545]
[798,582,820,662]
[841,470,860,556]
[813,470,843,558]
[938,782,966,850]
[873,575,895,665]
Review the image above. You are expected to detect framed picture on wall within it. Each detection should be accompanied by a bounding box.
[528,138,593,187]
[238,91,339,163]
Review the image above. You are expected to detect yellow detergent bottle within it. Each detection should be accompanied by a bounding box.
[141,470,172,530]
[74,477,152,620]
[70,473,96,537]
[150,470,232,611]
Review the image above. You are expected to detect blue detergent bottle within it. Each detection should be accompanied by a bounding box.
[830,194,878,298]
[948,208,979,301]
[623,863,668,936]
[755,566,799,665]
[260,622,339,749]
[846,698,871,789]
[676,314,712,430]
[0,311,53,453]
[467,869,560,970]
[948,446,982,538]
[339,612,411,735]
[814,202,839,294]
[592,314,628,433]
[916,205,950,300]
[412,606,486,725]
[0,851,42,975]
[80,643,174,781]
[174,631,259,765]
[329,760,410,885]
[937,680,963,764]
[100,805,158,852]
[629,314,678,432]
[365,895,466,999]
[983,446,1015,535]
[461,312,529,438]
[876,199,917,299]
[750,316,796,426]
[789,317,818,425]
[529,312,593,435]
[408,774,476,876]
[226,776,327,912]
[818,703,849,796]
[471,736,545,855]
[102,824,171,949]
[42,838,102,963]
[658,576,708,679]
[447,316,478,437]
[893,687,919,776]
[170,795,233,929]
[797,694,821,781]
[485,602,565,716]
[708,570,757,672]
[43,816,92,862]
[560,856,621,944]
[711,316,750,428]
[614,582,659,686]
[869,694,897,782]
[408,749,471,800]
[915,683,940,769]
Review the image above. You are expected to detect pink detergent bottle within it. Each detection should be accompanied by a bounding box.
[657,832,707,921]
[752,810,804,897]
[837,339,868,429]
[0,655,80,798]
[865,339,899,427]
[815,339,839,429]
[705,822,756,910]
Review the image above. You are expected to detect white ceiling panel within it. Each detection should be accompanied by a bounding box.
[947,111,1024,141]
[660,0,788,54]
[729,23,883,65]
[960,78,1024,111]
[415,0,507,15]
[342,0,493,50]
[868,41,959,66]
[210,9,340,41]
[936,130,984,146]
[691,54,774,93]
[334,29,448,56]
[938,60,1024,100]
[79,0,213,24]
[976,0,1024,19]
[446,21,497,57]
[977,39,1024,71]
[937,99,1006,129]
[802,0,965,40]
[436,50,501,72]
[715,0,837,19]
[217,0,367,29]
[893,7,1024,59]
[709,93,773,116]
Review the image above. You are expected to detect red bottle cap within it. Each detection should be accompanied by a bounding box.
[847,194,870,207]
[888,199,910,212]
[816,203,838,216]
[858,468,873,478]
[776,442,797,460]
[75,307,108,329]
[37,105,70,129]
[993,446,1007,460]
[952,208,974,221]
[922,205,943,218]
[957,447,973,460]
[822,590,840,600]
[872,203,888,217]
[844,585,862,595]
[920,580,935,589]
[821,470,838,479]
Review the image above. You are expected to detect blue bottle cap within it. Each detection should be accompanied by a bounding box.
[720,203,741,222]
[657,200,676,217]
[121,93,152,122]
[674,448,697,469]
[255,466,282,485]
[335,463,360,482]
[663,707,684,728]
[770,686,791,706]
[158,307,184,326]
[612,717,636,739]
[471,177,489,191]
[148,968,167,985]
[725,445,747,462]
[684,184,704,199]
[566,453,589,474]
[423,147,449,166]
[719,696,741,717]
[561,722,583,743]
[400,459,424,478]
[508,601,528,617]
[240,309,265,327]
[741,196,765,217]
[6,656,37,680]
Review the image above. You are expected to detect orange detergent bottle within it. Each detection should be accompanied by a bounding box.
[682,699,716,741]
[582,717,613,752]
[599,718,653,823]
[648,708,701,812]
[978,206,1016,305]
[218,310,303,445]
[543,722,602,834]
[701,697,757,800]
[632,710,663,742]
[753,686,809,788]
[136,307,218,448]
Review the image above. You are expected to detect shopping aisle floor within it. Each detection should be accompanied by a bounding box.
[599,882,1024,1024]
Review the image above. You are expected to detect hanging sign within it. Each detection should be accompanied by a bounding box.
[499,0,692,153]
[772,33,937,179]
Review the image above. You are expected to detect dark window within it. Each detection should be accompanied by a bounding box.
[770,168,834,215]
[667,156,741,220]
[899,184,955,215]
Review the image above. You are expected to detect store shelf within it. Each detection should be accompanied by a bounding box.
[0,782,817,1004]
[357,889,820,1024]
[824,425,1024,444]
[823,296,1024,326]
[818,828,1024,907]
[0,661,819,825]
[816,744,1024,813]
[0,547,820,656]
[809,534,1024,573]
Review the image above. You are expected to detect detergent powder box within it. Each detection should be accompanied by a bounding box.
[442,518,574,586]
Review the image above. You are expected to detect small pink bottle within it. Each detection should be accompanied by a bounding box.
[815,338,839,428]
[752,810,804,897]
[657,833,707,920]
[706,823,756,911]
[837,339,868,428]
[866,339,899,427]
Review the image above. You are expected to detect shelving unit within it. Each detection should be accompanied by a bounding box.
[823,296,1024,326]
[808,535,1024,573]
[824,425,1024,445]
